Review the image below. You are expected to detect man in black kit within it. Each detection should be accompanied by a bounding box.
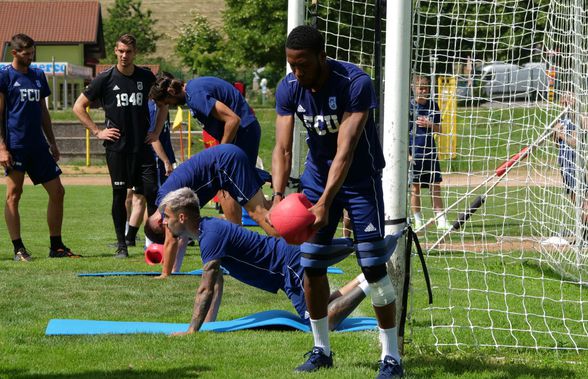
[73,34,168,258]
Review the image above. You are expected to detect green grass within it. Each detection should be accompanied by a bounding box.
[1,185,587,378]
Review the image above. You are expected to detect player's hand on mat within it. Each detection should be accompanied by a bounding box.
[0,147,13,169]
[96,127,120,141]
[309,202,329,230]
[49,143,60,162]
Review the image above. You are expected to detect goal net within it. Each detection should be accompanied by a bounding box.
[308,0,588,351]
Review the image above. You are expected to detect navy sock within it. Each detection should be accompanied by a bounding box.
[50,236,65,250]
[12,238,25,252]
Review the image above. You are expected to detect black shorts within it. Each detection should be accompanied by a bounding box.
[106,145,157,195]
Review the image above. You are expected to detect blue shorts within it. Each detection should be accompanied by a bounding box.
[559,156,577,194]
[411,155,442,186]
[301,170,385,243]
[7,147,62,185]
[234,120,261,167]
[282,264,309,321]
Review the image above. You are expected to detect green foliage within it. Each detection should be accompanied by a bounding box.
[103,0,162,62]
[222,0,288,85]
[175,13,236,79]
[413,0,551,73]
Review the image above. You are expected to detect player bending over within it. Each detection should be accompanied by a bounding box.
[149,74,261,227]
[144,144,278,271]
[158,187,370,333]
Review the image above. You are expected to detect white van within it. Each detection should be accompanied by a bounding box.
[480,62,548,99]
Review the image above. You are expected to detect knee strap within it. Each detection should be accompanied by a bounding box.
[369,274,397,307]
[300,240,355,269]
[355,231,402,267]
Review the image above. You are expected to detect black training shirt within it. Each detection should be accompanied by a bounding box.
[84,65,155,153]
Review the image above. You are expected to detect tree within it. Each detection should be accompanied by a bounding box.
[222,0,288,84]
[103,0,161,62]
[175,14,236,79]
[175,1,288,85]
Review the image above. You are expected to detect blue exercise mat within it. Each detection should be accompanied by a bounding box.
[78,269,224,277]
[78,267,343,277]
[45,310,376,335]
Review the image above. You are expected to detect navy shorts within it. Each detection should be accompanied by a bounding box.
[559,156,577,194]
[234,120,261,167]
[411,155,442,187]
[301,169,385,243]
[282,263,309,322]
[8,147,61,185]
[211,150,264,207]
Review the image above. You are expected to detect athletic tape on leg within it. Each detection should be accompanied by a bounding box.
[355,231,403,267]
[300,240,355,269]
[369,274,396,307]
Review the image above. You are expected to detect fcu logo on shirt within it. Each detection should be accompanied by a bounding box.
[19,89,41,102]
[301,114,340,136]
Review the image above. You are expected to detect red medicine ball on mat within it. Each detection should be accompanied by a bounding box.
[145,243,164,265]
[269,193,316,244]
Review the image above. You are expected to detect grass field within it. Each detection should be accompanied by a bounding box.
[1,185,587,378]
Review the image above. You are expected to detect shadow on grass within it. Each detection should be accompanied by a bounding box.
[386,353,578,378]
[0,365,211,378]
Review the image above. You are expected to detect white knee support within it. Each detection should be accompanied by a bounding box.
[369,275,396,307]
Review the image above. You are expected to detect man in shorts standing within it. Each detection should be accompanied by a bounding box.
[73,34,164,258]
[0,34,78,261]
[272,26,403,378]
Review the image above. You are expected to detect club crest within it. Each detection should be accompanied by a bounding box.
[328,96,337,110]
[137,81,143,90]
[35,80,42,88]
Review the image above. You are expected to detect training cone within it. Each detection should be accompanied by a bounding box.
[144,243,164,266]
[269,193,316,244]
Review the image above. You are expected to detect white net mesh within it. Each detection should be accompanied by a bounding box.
[309,0,588,351]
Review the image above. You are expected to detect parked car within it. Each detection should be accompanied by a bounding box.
[480,62,548,100]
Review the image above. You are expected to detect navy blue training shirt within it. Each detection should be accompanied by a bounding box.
[275,59,385,183]
[0,65,51,150]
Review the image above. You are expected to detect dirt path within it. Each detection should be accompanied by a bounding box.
[0,165,561,187]
[0,165,111,186]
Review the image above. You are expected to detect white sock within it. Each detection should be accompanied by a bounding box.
[436,212,447,226]
[413,212,423,224]
[144,236,152,248]
[310,317,330,356]
[379,326,400,361]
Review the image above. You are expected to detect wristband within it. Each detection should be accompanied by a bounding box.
[272,192,285,200]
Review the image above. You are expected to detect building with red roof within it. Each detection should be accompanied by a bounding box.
[0,1,105,108]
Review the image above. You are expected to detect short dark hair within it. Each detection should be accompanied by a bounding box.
[10,34,35,51]
[286,25,324,55]
[149,72,183,101]
[116,34,137,49]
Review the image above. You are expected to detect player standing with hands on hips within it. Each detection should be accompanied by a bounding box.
[271,25,403,378]
[0,33,79,261]
[74,34,166,259]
